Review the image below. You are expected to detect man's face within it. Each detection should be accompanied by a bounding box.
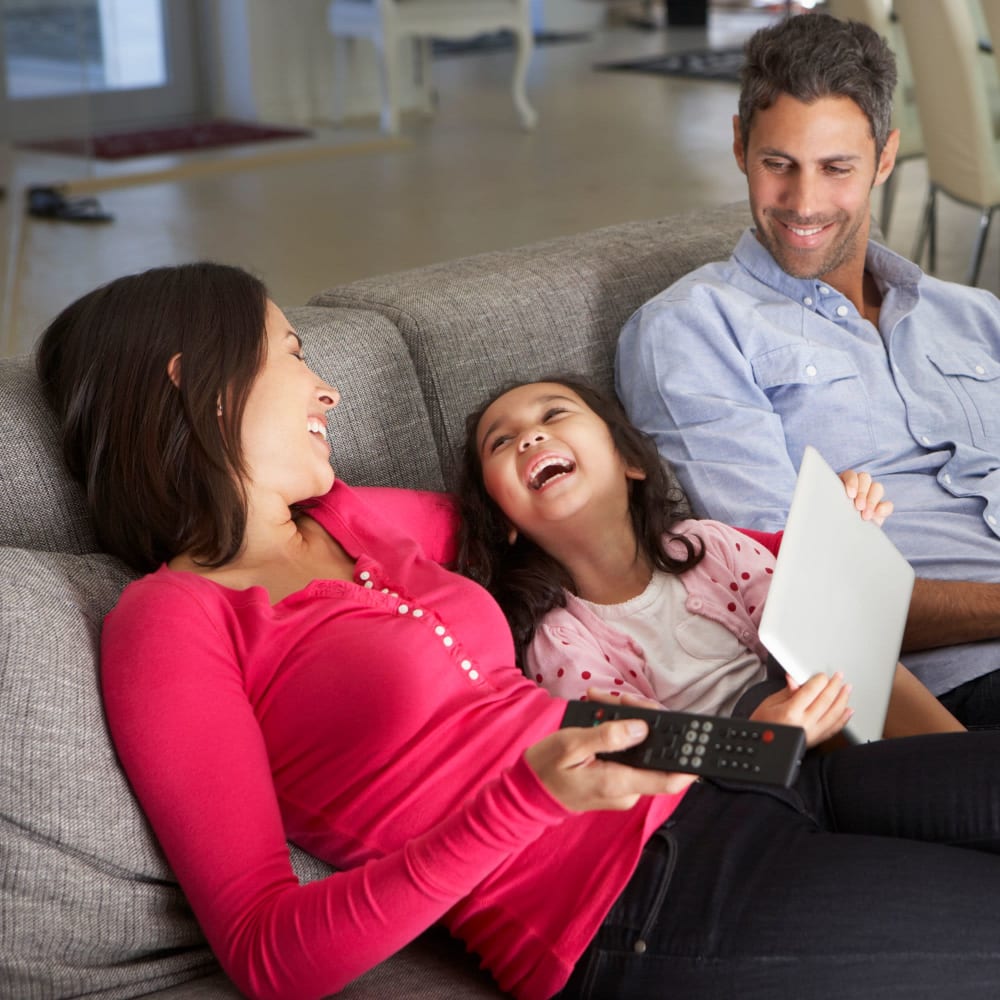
[733,93,898,290]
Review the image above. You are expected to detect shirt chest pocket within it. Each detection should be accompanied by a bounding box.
[675,615,743,661]
[927,351,1000,445]
[750,344,874,461]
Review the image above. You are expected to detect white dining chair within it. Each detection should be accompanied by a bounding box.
[327,0,537,134]
[896,0,1000,285]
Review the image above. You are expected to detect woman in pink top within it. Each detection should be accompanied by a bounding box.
[456,376,961,744]
[35,265,1000,1000]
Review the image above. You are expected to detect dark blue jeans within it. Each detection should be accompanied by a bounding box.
[558,731,1000,999]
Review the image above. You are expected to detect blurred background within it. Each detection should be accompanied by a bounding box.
[0,0,993,356]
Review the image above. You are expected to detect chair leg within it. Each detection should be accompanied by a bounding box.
[879,167,898,239]
[414,38,435,117]
[374,30,401,134]
[927,186,937,274]
[913,184,937,272]
[966,208,994,287]
[330,37,354,126]
[511,24,538,130]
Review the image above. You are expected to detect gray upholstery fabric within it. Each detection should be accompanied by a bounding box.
[285,307,444,492]
[2,206,750,998]
[310,202,751,483]
[0,356,97,554]
[0,547,216,998]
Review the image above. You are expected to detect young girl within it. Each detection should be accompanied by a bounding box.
[457,375,963,746]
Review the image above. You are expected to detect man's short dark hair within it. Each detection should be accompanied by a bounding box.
[738,12,897,156]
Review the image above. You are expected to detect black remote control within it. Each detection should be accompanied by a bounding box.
[561,701,806,788]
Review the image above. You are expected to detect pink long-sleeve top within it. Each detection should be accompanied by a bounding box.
[525,520,783,706]
[101,482,683,1000]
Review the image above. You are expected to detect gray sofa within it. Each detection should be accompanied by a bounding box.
[0,201,750,999]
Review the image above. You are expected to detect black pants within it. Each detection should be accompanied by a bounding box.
[939,668,1000,729]
[559,731,1000,999]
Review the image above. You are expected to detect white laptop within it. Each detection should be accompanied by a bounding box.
[757,446,915,744]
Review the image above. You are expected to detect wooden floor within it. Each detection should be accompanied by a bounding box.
[1,5,996,357]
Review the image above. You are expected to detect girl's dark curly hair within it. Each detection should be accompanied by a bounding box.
[454,375,702,668]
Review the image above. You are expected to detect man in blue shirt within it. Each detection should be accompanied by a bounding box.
[616,11,1000,726]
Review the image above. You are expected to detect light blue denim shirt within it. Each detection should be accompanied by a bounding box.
[616,228,1000,695]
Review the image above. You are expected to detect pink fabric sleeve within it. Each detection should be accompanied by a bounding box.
[525,616,658,703]
[101,579,567,1000]
[348,486,459,565]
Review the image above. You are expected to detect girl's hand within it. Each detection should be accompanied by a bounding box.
[526,713,696,812]
[839,470,894,526]
[750,672,853,748]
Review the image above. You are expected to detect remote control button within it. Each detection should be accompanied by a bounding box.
[691,756,702,768]
[703,721,714,733]
[685,729,697,742]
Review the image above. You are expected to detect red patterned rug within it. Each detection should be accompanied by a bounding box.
[20,119,312,161]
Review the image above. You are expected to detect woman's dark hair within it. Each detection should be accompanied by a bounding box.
[455,375,702,667]
[35,261,268,573]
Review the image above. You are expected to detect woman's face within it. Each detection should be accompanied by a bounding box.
[475,382,642,538]
[239,300,340,506]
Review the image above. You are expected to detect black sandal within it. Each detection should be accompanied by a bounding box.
[27,185,114,223]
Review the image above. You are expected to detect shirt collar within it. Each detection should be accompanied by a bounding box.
[732,227,923,303]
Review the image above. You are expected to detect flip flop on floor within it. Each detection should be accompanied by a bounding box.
[27,185,114,223]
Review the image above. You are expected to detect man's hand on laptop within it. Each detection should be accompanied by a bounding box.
[839,470,893,526]
[750,673,853,748]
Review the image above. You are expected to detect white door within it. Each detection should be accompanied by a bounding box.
[0,0,203,141]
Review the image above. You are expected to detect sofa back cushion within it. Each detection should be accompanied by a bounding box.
[0,356,98,553]
[286,307,445,491]
[0,309,440,564]
[310,203,750,483]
